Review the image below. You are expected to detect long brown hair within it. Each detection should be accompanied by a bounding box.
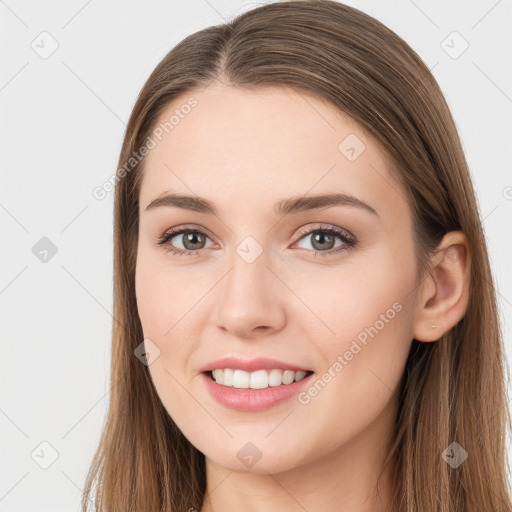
[81,1,512,510]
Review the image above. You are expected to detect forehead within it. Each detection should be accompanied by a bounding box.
[139,84,409,221]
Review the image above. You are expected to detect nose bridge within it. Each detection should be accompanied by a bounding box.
[214,237,286,336]
[224,240,272,306]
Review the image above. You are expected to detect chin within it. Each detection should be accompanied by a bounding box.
[209,452,300,475]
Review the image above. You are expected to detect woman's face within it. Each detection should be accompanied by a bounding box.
[135,84,421,475]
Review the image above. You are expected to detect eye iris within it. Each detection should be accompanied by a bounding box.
[182,231,205,250]
[311,231,335,251]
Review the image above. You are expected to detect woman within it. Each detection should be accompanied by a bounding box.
[81,1,512,510]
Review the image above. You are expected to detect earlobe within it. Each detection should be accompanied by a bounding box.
[413,231,471,342]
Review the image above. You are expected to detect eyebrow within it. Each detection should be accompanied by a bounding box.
[144,192,379,218]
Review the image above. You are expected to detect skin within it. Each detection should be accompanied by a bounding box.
[135,83,471,512]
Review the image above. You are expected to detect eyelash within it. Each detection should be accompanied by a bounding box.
[156,224,356,258]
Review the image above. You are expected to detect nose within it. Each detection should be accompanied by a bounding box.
[213,249,287,339]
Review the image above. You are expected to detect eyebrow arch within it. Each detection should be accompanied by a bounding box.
[145,192,379,218]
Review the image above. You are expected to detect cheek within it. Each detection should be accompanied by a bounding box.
[295,248,416,392]
[289,275,415,453]
[135,275,172,343]
[134,252,201,422]
[134,248,212,410]
[135,247,207,340]
[293,247,415,338]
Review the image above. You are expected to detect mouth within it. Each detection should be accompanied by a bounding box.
[204,368,315,390]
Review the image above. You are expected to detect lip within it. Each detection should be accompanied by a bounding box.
[200,371,315,412]
[199,356,312,373]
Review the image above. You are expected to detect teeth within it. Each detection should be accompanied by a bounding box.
[249,369,268,389]
[210,369,310,389]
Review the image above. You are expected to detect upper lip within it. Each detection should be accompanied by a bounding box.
[199,357,312,373]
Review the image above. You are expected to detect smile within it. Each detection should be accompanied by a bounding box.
[209,368,313,389]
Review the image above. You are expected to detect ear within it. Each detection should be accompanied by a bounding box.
[413,231,471,342]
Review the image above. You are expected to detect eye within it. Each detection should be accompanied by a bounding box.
[156,227,214,256]
[293,224,356,257]
[156,224,356,257]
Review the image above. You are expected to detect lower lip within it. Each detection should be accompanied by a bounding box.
[200,372,315,412]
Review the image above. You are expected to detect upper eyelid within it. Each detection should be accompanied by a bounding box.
[295,223,354,240]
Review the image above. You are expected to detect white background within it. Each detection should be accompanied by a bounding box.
[1,0,511,510]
